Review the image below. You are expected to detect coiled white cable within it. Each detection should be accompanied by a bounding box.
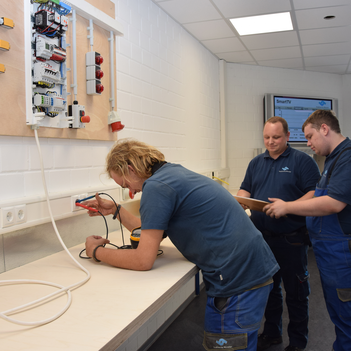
[0,129,91,326]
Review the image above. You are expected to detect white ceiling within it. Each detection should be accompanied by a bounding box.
[152,0,351,75]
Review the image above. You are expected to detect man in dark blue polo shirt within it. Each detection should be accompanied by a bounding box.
[238,117,320,351]
[264,110,351,351]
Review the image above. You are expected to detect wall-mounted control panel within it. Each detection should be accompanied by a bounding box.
[27,0,71,129]
[27,0,91,130]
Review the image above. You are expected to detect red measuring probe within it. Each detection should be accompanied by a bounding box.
[75,202,99,212]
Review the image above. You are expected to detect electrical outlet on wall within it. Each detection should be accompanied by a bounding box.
[1,207,15,228]
[15,204,27,224]
[71,193,88,212]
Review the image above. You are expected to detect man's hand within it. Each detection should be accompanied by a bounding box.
[263,198,288,218]
[85,235,110,257]
[236,189,251,210]
[82,193,116,217]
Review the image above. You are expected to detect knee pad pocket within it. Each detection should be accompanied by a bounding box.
[336,288,351,321]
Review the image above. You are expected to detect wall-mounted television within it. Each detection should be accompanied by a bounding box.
[264,93,338,145]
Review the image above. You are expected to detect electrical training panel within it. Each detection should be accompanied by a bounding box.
[28,0,89,129]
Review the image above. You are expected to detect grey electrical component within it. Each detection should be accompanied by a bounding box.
[27,0,79,129]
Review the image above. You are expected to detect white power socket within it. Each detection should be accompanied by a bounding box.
[71,193,88,212]
[1,207,15,228]
[15,205,27,224]
[1,205,27,228]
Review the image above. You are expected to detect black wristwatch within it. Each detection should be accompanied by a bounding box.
[113,204,122,220]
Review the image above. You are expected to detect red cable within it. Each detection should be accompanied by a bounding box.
[75,202,99,212]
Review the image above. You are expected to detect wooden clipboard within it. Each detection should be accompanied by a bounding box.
[233,195,269,212]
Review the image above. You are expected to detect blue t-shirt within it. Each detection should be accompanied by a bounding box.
[318,137,351,234]
[139,163,279,297]
[240,145,320,234]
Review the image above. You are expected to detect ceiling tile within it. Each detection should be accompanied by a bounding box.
[257,57,304,69]
[183,20,235,41]
[241,31,299,50]
[304,55,351,66]
[302,42,351,57]
[307,65,348,74]
[156,0,222,24]
[216,51,254,63]
[202,37,247,53]
[295,6,351,30]
[251,46,301,61]
[299,26,351,45]
[293,0,350,10]
[213,0,291,18]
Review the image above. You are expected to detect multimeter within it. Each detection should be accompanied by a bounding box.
[130,227,168,249]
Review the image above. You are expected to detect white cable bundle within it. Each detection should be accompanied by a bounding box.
[0,129,91,326]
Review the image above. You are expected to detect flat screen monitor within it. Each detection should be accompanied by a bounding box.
[264,94,338,145]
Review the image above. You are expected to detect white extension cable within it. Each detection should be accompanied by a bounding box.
[0,129,91,326]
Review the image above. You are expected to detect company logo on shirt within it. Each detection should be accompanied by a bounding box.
[279,166,291,173]
[216,338,228,346]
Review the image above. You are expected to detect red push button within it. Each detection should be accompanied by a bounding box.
[80,115,90,123]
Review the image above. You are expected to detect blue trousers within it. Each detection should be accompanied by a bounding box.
[262,231,310,349]
[203,283,273,351]
[307,185,351,351]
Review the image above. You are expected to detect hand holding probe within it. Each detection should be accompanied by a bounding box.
[75,202,99,212]
[75,195,96,203]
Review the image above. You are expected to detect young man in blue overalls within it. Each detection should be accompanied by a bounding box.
[264,109,351,351]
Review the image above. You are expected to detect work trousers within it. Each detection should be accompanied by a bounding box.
[262,230,310,349]
[203,283,273,351]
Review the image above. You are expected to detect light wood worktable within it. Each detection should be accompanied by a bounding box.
[0,231,198,351]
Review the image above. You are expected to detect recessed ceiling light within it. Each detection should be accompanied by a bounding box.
[230,12,293,36]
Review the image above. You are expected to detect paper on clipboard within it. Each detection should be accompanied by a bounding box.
[233,195,269,212]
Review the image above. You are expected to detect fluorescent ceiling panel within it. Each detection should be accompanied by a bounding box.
[230,12,293,36]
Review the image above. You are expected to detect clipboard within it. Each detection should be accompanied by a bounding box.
[233,195,269,212]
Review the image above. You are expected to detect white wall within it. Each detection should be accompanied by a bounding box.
[114,0,221,172]
[342,74,351,138]
[225,63,344,191]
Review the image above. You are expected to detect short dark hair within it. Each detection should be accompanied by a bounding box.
[265,116,289,134]
[302,110,340,133]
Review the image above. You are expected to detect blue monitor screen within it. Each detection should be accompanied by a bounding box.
[273,96,333,143]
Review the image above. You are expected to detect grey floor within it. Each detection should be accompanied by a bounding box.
[147,249,335,351]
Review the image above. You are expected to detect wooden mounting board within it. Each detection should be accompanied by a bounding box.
[0,0,117,141]
[233,195,269,212]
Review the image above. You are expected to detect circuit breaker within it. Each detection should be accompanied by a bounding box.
[27,0,88,129]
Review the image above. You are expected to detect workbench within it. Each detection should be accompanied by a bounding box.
[0,231,199,351]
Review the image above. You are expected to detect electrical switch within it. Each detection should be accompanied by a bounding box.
[69,101,90,129]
